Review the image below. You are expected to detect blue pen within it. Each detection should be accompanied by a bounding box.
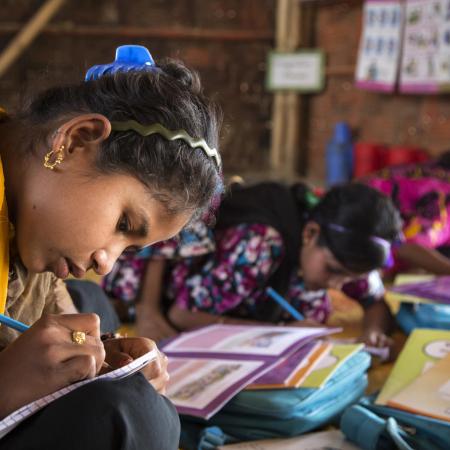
[0,314,29,333]
[266,287,304,321]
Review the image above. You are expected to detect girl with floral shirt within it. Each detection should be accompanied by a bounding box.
[105,182,401,352]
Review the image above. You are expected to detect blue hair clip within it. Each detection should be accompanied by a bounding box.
[84,45,222,170]
[85,45,156,81]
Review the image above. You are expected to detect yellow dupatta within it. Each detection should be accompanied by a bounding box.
[0,158,8,314]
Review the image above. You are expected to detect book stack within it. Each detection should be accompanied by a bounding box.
[162,324,371,422]
[376,328,450,423]
[161,324,340,419]
[170,325,372,448]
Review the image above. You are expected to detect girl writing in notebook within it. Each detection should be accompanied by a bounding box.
[105,182,402,351]
[0,45,222,449]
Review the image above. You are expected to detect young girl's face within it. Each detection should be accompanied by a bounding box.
[15,169,191,279]
[300,223,363,291]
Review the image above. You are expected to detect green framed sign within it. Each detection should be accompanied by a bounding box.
[266,50,325,93]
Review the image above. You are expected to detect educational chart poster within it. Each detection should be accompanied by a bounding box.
[400,0,450,93]
[355,0,404,92]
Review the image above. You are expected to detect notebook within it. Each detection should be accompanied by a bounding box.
[386,275,450,305]
[246,341,331,390]
[376,328,450,405]
[163,324,339,419]
[388,353,450,423]
[0,349,157,439]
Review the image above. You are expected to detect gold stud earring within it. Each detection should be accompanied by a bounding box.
[43,144,65,170]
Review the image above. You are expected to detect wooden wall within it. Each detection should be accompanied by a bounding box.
[0,0,275,173]
[1,1,449,181]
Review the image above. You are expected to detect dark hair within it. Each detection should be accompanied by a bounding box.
[18,59,223,219]
[295,182,402,273]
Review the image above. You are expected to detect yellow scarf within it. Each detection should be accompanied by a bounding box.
[0,158,9,314]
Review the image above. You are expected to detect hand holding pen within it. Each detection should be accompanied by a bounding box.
[0,313,104,419]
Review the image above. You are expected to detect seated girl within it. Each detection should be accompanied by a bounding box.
[0,45,222,449]
[105,182,402,351]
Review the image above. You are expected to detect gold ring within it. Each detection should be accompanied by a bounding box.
[71,330,86,345]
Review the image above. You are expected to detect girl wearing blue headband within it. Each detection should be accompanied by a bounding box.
[0,45,222,449]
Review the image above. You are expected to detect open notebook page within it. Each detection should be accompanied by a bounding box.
[0,349,157,439]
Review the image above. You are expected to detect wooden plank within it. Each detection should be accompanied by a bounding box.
[0,0,66,78]
[0,24,274,42]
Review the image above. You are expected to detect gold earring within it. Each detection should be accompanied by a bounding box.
[43,144,65,170]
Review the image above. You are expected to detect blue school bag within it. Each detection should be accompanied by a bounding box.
[341,397,450,450]
[180,350,371,450]
[396,303,450,334]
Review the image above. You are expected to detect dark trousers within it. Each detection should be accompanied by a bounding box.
[0,373,180,450]
[65,280,121,333]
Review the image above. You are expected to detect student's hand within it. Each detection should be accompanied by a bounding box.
[360,328,393,348]
[359,328,395,362]
[103,337,169,394]
[0,313,104,419]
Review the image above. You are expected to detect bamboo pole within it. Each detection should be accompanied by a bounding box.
[0,0,66,78]
[270,0,291,172]
[283,1,301,177]
[270,0,302,176]
[297,3,316,176]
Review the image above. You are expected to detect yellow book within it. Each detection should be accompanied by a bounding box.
[301,343,364,389]
[388,354,450,423]
[246,342,331,390]
[376,328,450,405]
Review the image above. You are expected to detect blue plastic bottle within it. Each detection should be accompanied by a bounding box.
[326,122,353,186]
